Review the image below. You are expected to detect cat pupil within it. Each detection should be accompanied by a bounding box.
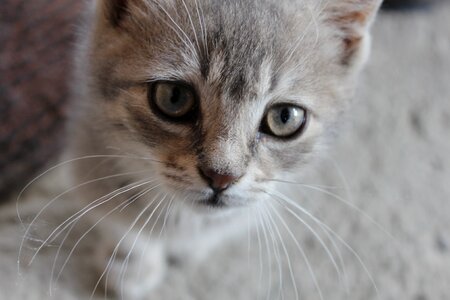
[280,108,291,124]
[170,87,181,105]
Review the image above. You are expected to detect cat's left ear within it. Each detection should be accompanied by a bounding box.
[325,0,382,67]
[97,0,130,28]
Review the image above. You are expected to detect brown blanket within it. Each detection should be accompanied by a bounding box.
[0,1,82,198]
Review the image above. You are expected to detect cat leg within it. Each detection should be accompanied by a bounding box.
[93,232,166,299]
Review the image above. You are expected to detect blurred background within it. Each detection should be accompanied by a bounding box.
[0,1,83,198]
[0,0,449,299]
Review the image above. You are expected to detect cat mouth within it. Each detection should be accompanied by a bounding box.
[196,193,248,210]
[199,193,227,208]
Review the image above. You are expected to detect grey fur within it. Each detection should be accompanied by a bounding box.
[8,0,382,298]
[73,0,381,195]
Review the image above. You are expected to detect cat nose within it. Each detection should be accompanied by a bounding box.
[200,168,240,191]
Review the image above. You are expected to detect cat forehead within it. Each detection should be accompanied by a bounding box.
[120,1,323,98]
[93,0,374,112]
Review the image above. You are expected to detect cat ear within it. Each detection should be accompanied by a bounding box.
[325,0,382,66]
[98,0,130,27]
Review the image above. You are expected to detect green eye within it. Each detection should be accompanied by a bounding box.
[262,105,308,138]
[151,82,196,119]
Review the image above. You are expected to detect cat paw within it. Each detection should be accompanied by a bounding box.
[93,238,166,299]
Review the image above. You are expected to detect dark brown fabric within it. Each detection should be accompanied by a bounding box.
[383,0,438,10]
[0,1,83,198]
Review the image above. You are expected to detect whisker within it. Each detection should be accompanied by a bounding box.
[255,206,274,300]
[257,207,270,297]
[150,1,198,60]
[49,221,77,294]
[194,0,208,56]
[135,193,172,280]
[135,191,163,283]
[180,0,201,53]
[52,190,137,294]
[19,169,151,271]
[119,182,161,213]
[260,203,300,300]
[276,1,328,74]
[25,179,156,269]
[262,188,343,286]
[265,200,324,300]
[272,190,380,298]
[266,179,395,241]
[50,179,156,242]
[290,1,325,72]
[119,194,168,300]
[22,236,56,247]
[264,179,339,191]
[247,208,251,274]
[158,194,175,238]
[50,182,159,292]
[16,154,160,228]
[90,188,162,300]
[56,184,160,287]
[254,206,264,298]
[261,205,285,300]
[268,188,350,293]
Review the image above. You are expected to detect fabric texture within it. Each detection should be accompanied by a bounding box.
[0,1,82,198]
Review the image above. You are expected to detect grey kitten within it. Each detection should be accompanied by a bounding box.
[13,0,381,298]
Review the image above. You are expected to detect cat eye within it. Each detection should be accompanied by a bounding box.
[261,104,308,138]
[150,82,196,120]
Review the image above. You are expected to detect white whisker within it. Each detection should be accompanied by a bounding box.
[254,206,264,298]
[158,194,175,238]
[19,168,150,261]
[265,200,324,300]
[49,221,77,295]
[151,1,198,60]
[269,188,350,293]
[56,184,160,288]
[247,208,251,272]
[272,190,379,298]
[194,0,208,56]
[25,179,156,270]
[135,193,173,279]
[180,0,201,53]
[263,189,343,286]
[276,1,327,74]
[90,187,161,300]
[262,205,285,300]
[119,194,168,300]
[269,179,394,241]
[50,182,159,293]
[16,155,159,229]
[256,206,274,300]
[260,203,300,300]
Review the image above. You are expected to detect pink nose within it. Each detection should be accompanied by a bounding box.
[200,168,239,191]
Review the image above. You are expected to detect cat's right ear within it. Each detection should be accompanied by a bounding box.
[97,0,130,28]
[324,0,382,67]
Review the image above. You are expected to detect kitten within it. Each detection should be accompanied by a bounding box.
[9,0,381,299]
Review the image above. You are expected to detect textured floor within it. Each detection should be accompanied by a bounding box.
[2,3,450,300]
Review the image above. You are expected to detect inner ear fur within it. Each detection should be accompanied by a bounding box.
[326,0,382,66]
[99,0,129,27]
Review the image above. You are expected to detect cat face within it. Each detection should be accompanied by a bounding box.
[76,0,381,210]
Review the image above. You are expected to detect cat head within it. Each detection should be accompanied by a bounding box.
[74,0,381,210]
